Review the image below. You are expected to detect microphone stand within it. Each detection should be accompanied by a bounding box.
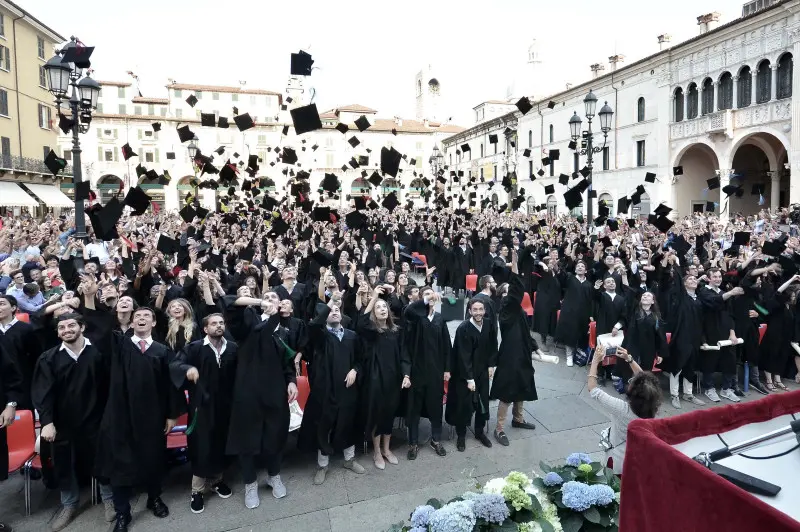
[693,419,800,497]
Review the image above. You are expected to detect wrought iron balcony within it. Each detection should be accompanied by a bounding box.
[0,154,73,177]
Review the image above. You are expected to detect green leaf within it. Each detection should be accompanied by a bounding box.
[537,518,556,532]
[426,498,442,510]
[497,519,520,532]
[532,477,547,490]
[386,523,407,532]
[590,462,603,474]
[561,513,584,532]
[513,508,535,523]
[583,506,601,524]
[540,460,553,473]
[599,512,611,527]
[529,494,542,514]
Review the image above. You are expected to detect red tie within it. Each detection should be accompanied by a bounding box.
[138,339,147,353]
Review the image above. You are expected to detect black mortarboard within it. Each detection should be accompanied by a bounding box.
[290,50,314,76]
[516,96,533,115]
[345,210,367,229]
[335,123,349,134]
[652,216,674,233]
[179,204,198,223]
[196,206,209,219]
[186,95,198,107]
[268,217,290,237]
[564,186,583,209]
[157,234,179,254]
[151,122,161,132]
[654,203,673,216]
[617,196,630,214]
[380,147,402,177]
[313,206,331,222]
[123,186,151,215]
[121,143,137,161]
[60,45,94,68]
[706,201,716,212]
[75,180,91,201]
[239,247,255,262]
[489,134,498,144]
[382,192,400,210]
[217,116,229,128]
[281,147,298,165]
[544,184,555,194]
[348,136,360,148]
[644,172,656,183]
[762,239,787,257]
[558,174,569,186]
[201,113,215,127]
[312,249,334,268]
[549,149,560,161]
[568,140,577,150]
[461,143,471,152]
[91,197,123,240]
[177,125,195,143]
[541,157,550,166]
[673,166,683,176]
[354,115,371,132]
[321,173,340,193]
[58,113,75,134]
[44,150,67,175]
[547,100,556,109]
[707,177,720,190]
[722,184,742,198]
[368,171,383,187]
[607,218,619,231]
[589,190,598,199]
[522,149,531,158]
[626,219,636,228]
[290,103,323,135]
[233,113,255,131]
[733,231,751,246]
[579,166,591,178]
[282,125,289,135]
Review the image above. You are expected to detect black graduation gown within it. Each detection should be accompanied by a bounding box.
[452,246,473,290]
[531,267,561,337]
[758,291,794,375]
[732,274,761,366]
[403,300,451,423]
[226,312,294,457]
[356,313,409,436]
[698,285,736,375]
[618,311,668,381]
[445,319,498,428]
[594,290,628,336]
[0,320,41,410]
[297,305,363,454]
[94,333,186,486]
[275,282,308,320]
[554,273,592,348]
[0,342,23,480]
[171,339,238,477]
[490,274,538,403]
[662,281,703,374]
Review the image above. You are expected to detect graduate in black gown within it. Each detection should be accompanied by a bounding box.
[298,300,366,486]
[592,276,629,385]
[88,289,186,532]
[0,339,23,532]
[618,292,669,384]
[554,261,593,367]
[531,258,561,352]
[357,285,410,470]
[446,297,498,452]
[170,313,237,514]
[758,274,800,391]
[403,286,451,460]
[0,294,42,410]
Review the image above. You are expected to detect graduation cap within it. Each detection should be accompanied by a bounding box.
[607,218,619,231]
[89,196,123,240]
[282,125,290,136]
[177,125,195,143]
[321,173,340,193]
[123,186,151,215]
[522,149,531,158]
[151,122,162,132]
[312,206,331,222]
[382,192,400,210]
[564,185,583,209]
[335,123,349,134]
[541,157,550,166]
[75,180,92,202]
[156,234,180,254]
[547,100,556,109]
[121,143,137,161]
[589,190,598,199]
[354,115,371,132]
[652,216,674,233]
[549,149,560,161]
[673,166,683,176]
[544,184,555,194]
[761,239,787,257]
[44,150,67,176]
[185,95,198,107]
[568,140,577,150]
[233,113,255,132]
[722,184,743,198]
[281,147,298,165]
[706,201,716,212]
[380,146,402,177]
[516,96,533,115]
[179,204,198,223]
[707,177,720,190]
[626,219,637,228]
[654,203,673,217]
[290,50,314,76]
[348,136,360,148]
[579,166,591,178]
[644,172,656,183]
[290,103,323,135]
[58,113,75,134]
[217,116,229,128]
[345,210,367,229]
[368,171,383,187]
[239,247,255,262]
[312,249,334,268]
[617,196,630,214]
[201,113,215,127]
[60,44,94,69]
[461,143,471,153]
[733,231,751,246]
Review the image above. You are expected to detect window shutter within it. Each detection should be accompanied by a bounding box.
[155,148,160,162]
[97,128,101,138]
[4,47,9,70]
[113,147,119,162]
[113,129,118,139]
[98,147,103,160]
[138,130,142,140]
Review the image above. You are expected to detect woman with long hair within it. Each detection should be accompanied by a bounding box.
[554,259,593,367]
[160,297,200,352]
[618,292,669,386]
[357,285,410,470]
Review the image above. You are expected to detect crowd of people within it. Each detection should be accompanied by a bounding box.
[1,200,800,532]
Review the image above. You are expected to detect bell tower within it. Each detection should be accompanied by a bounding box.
[415,65,441,121]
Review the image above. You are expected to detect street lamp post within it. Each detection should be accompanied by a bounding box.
[43,37,100,240]
[429,144,444,193]
[568,90,613,223]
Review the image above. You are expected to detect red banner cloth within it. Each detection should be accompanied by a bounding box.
[621,391,800,532]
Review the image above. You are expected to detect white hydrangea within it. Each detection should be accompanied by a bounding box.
[483,477,507,495]
[525,485,564,532]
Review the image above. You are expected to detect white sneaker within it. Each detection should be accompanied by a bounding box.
[671,395,681,409]
[719,388,741,403]
[682,394,706,406]
[704,388,720,403]
[265,475,287,499]
[566,354,574,367]
[244,482,260,509]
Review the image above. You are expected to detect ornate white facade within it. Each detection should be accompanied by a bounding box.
[443,0,800,218]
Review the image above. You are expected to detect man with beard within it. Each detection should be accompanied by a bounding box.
[86,282,185,532]
[170,313,237,514]
[464,275,498,326]
[0,334,23,532]
[446,298,498,451]
[32,313,115,530]
[403,287,451,460]
[298,299,366,485]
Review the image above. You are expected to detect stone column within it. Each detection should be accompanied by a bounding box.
[713,81,719,111]
[670,94,675,121]
[700,85,706,115]
[790,26,800,204]
[732,76,739,109]
[751,69,758,106]
[768,170,781,212]
[719,168,733,220]
[685,87,691,118]
[770,64,779,102]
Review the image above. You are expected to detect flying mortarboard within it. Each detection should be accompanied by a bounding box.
[516,96,533,115]
[461,143,471,152]
[201,113,216,127]
[348,136,360,148]
[179,204,198,223]
[290,50,314,76]
[522,149,531,157]
[652,216,675,233]
[217,116,229,128]
[44,150,67,176]
[60,44,94,69]
[733,231,751,246]
[706,201,716,212]
[549,149,560,161]
[281,147,298,165]
[186,95,198,107]
[75,181,91,202]
[654,203,673,217]
[382,192,400,210]
[644,172,656,183]
[544,184,555,194]
[156,234,180,254]
[233,113,255,132]
[762,239,787,257]
[617,196,630,214]
[380,147,402,177]
[335,123,349,134]
[290,103,323,135]
[707,177,720,190]
[489,134,498,144]
[123,186,151,215]
[673,166,683,176]
[354,115,371,132]
[58,113,75,134]
[121,143,137,161]
[177,125,195,143]
[547,101,556,109]
[579,166,591,178]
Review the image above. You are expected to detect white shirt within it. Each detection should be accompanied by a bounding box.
[203,335,227,367]
[85,242,110,264]
[0,318,19,334]
[469,317,483,332]
[61,337,92,362]
[132,335,154,352]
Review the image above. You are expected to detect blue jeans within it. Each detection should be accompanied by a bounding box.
[61,474,112,508]
[702,373,735,390]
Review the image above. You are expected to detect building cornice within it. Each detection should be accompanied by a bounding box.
[1,0,66,43]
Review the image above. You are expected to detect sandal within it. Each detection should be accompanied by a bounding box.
[765,382,776,392]
[775,381,788,391]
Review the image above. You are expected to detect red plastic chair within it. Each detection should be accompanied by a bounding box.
[7,410,36,515]
[758,324,767,344]
[167,413,189,450]
[296,376,310,410]
[301,360,308,377]
[588,321,597,349]
[465,274,478,293]
[521,292,534,317]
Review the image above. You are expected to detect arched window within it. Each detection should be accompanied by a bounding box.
[381,178,399,195]
[757,59,771,103]
[98,175,123,206]
[718,72,733,110]
[546,195,557,217]
[632,192,651,219]
[480,144,484,157]
[548,124,554,143]
[687,83,699,119]
[637,97,645,122]
[528,130,532,148]
[701,78,714,115]
[777,53,793,99]
[737,66,752,108]
[526,196,536,215]
[409,178,424,197]
[674,88,684,122]
[598,193,614,217]
[351,177,369,196]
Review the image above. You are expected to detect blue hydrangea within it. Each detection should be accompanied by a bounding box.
[565,453,592,467]
[410,505,435,528]
[462,493,509,524]
[410,528,427,532]
[561,481,595,512]
[589,484,615,506]
[428,500,476,532]
[543,472,564,486]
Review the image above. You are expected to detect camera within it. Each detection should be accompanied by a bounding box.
[605,347,617,356]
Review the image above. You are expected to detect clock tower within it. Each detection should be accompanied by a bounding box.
[415,65,441,122]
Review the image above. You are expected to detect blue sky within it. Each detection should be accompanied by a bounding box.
[27,0,748,125]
